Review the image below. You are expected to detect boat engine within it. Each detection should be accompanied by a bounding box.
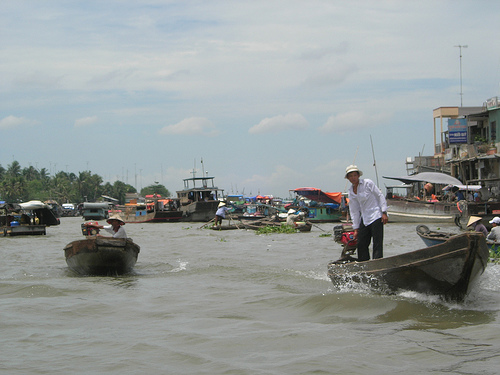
[81,222,100,236]
[333,224,357,248]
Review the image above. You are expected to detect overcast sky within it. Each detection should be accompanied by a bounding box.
[2,0,500,198]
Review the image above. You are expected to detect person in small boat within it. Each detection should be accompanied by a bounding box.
[91,214,127,238]
[467,216,487,237]
[214,202,229,226]
[487,217,500,241]
[286,209,306,227]
[345,165,388,261]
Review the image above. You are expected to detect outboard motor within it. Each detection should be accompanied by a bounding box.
[81,222,100,236]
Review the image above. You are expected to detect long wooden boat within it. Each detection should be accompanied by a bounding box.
[112,197,182,223]
[210,224,241,230]
[64,237,140,276]
[327,232,489,302]
[415,224,459,247]
[241,218,312,232]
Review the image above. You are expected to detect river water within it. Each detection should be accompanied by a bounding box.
[1,217,500,374]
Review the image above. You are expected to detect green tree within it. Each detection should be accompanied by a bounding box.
[140,184,171,197]
[7,161,21,177]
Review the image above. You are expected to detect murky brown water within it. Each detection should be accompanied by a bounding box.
[1,218,499,374]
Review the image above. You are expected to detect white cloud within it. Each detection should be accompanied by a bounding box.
[302,62,358,88]
[159,117,219,136]
[0,115,35,129]
[249,113,309,134]
[74,116,98,128]
[240,165,305,196]
[319,111,392,134]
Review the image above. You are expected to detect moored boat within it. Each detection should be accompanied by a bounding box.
[289,188,344,222]
[82,202,111,220]
[112,194,182,223]
[176,163,224,222]
[383,172,462,224]
[64,236,140,276]
[328,232,489,301]
[1,201,60,236]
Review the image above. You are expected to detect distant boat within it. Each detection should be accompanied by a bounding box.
[81,202,111,221]
[328,232,488,302]
[1,201,60,236]
[64,237,140,276]
[112,195,182,223]
[176,163,224,222]
[289,187,344,222]
[61,203,78,217]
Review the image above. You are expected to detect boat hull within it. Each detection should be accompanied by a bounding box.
[241,219,312,232]
[387,199,460,223]
[328,233,488,301]
[2,224,47,236]
[115,209,182,223]
[180,201,219,222]
[64,237,140,276]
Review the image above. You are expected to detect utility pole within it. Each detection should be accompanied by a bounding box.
[454,44,467,107]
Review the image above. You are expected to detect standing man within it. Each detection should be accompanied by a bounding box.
[214,202,229,226]
[345,165,389,261]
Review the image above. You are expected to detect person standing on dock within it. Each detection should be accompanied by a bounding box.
[345,165,388,261]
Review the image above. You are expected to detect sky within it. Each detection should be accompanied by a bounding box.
[2,0,500,199]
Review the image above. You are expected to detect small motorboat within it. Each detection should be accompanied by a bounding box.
[64,236,140,276]
[328,232,489,302]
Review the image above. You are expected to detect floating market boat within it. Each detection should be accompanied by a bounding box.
[176,162,224,222]
[112,194,182,223]
[289,187,344,222]
[0,201,60,236]
[383,172,462,224]
[64,236,140,276]
[327,232,488,302]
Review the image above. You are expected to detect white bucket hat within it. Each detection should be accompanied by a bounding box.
[345,165,363,179]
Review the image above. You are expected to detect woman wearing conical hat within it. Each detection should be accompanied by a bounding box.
[467,216,487,237]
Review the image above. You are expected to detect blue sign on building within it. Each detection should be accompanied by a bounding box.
[448,118,467,144]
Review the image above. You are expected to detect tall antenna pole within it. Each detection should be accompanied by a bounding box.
[370,135,380,187]
[454,44,468,107]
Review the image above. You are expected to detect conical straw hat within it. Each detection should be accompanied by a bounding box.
[467,216,481,227]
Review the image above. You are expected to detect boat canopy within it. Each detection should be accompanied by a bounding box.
[442,184,481,191]
[383,172,462,186]
[292,188,342,204]
[19,200,48,210]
